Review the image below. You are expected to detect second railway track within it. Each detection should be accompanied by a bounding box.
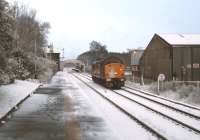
[81,73,200,118]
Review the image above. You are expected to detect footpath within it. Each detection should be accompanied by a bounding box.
[0,80,40,121]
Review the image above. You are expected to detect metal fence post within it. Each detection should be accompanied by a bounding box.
[157,80,160,93]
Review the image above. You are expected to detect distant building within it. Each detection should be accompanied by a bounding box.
[108,52,131,69]
[45,44,60,71]
[77,51,93,66]
[77,51,96,72]
[77,51,131,72]
[60,59,83,70]
[140,34,200,81]
[130,50,144,80]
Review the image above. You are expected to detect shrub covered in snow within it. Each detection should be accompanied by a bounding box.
[36,58,57,82]
[0,1,55,85]
[126,80,200,107]
[0,70,10,85]
[161,84,200,106]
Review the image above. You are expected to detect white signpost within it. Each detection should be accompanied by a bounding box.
[157,74,165,93]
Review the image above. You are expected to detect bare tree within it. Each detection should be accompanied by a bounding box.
[90,40,107,53]
[89,40,108,61]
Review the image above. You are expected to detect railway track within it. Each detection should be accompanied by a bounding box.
[113,89,200,133]
[81,73,200,118]
[124,86,200,111]
[72,73,167,140]
[122,87,200,119]
[74,73,200,140]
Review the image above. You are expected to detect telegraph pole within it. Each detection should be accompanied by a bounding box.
[34,40,37,79]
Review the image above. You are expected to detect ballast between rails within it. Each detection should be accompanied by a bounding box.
[72,73,168,140]
[76,73,200,134]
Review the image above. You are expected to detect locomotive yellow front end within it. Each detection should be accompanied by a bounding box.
[104,63,125,88]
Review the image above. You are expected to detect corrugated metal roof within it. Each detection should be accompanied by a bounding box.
[131,50,143,65]
[158,34,200,45]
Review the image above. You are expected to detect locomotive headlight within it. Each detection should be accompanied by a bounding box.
[120,79,124,81]
[106,78,111,81]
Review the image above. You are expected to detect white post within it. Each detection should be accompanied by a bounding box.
[141,74,144,86]
[157,74,165,94]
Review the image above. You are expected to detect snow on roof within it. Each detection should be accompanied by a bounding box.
[45,47,60,53]
[158,34,200,45]
[131,50,144,65]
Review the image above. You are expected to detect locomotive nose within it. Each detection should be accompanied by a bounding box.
[108,68,116,78]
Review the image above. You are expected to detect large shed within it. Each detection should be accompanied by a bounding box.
[140,34,200,81]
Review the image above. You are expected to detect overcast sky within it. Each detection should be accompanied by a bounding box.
[8,0,200,59]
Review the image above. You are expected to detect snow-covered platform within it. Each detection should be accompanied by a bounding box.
[0,80,40,121]
[0,71,120,140]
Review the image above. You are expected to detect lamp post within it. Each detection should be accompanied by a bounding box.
[132,50,136,81]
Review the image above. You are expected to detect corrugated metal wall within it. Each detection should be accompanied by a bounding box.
[173,46,200,81]
[192,47,200,80]
[173,47,191,81]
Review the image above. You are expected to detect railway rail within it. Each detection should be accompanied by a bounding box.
[123,86,200,111]
[72,73,168,140]
[81,73,200,117]
[73,72,200,139]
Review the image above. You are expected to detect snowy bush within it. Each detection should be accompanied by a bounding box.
[0,70,10,85]
[161,84,200,106]
[36,58,57,82]
[0,1,55,85]
[186,89,200,105]
[126,80,200,106]
[7,58,30,80]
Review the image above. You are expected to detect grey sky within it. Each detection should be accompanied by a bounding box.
[8,0,200,59]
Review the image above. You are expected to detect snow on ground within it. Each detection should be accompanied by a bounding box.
[126,81,200,107]
[69,73,158,140]
[0,80,40,119]
[77,75,200,140]
[63,69,158,140]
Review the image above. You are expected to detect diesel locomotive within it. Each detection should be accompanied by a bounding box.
[91,56,125,89]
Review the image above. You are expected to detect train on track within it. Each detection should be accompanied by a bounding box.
[91,56,126,89]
